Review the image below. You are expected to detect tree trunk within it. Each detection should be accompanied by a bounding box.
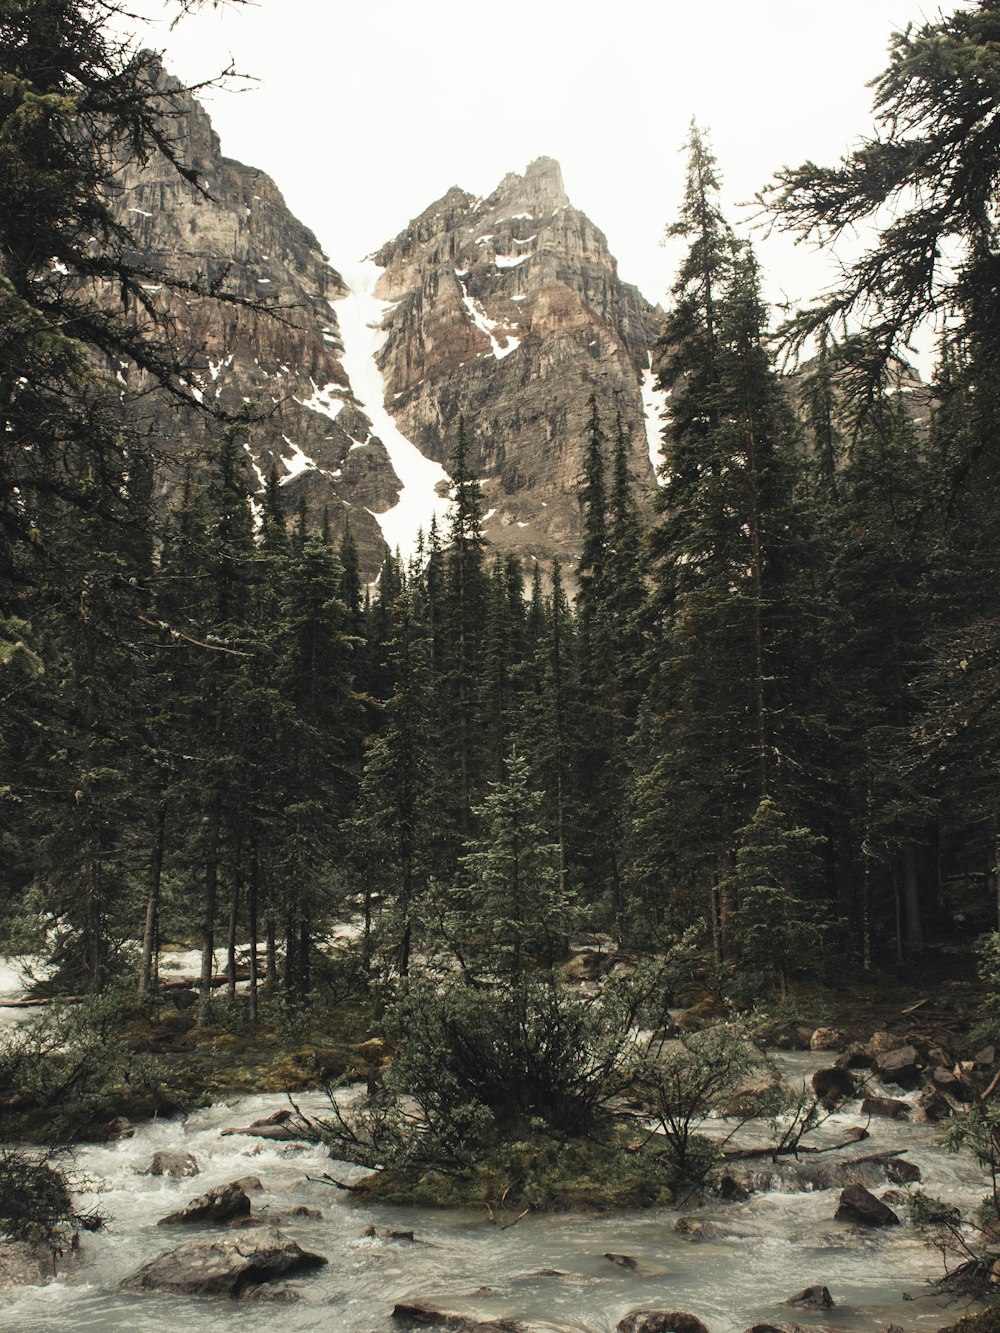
[265,917,277,989]
[248,856,259,1024]
[226,880,241,1003]
[198,800,220,1022]
[902,842,924,954]
[139,802,166,995]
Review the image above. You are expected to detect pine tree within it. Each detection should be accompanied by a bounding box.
[634,132,824,965]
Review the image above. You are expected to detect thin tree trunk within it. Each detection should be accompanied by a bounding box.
[198,800,220,1022]
[265,916,277,989]
[902,842,924,954]
[226,879,241,1003]
[248,856,259,1023]
[139,802,166,995]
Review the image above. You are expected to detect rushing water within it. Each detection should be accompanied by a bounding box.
[0,1050,990,1333]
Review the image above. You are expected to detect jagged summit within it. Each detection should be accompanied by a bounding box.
[371,160,662,571]
[490,156,570,212]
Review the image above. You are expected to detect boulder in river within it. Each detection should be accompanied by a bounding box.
[674,1216,726,1240]
[811,1066,856,1106]
[0,1240,54,1290]
[873,1044,923,1087]
[157,1181,251,1225]
[809,1027,845,1052]
[782,1284,834,1308]
[146,1150,199,1179]
[834,1183,901,1226]
[867,1031,906,1056]
[616,1314,712,1333]
[221,1109,315,1142]
[120,1229,326,1298]
[604,1251,639,1269]
[861,1095,910,1120]
[390,1304,525,1331]
[835,1042,872,1070]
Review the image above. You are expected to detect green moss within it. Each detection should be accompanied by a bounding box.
[939,1307,1000,1333]
[347,1129,676,1213]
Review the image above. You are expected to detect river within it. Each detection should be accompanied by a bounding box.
[1,1048,990,1332]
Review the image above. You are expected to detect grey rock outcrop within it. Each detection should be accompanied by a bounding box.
[106,64,392,575]
[370,157,663,576]
[120,1228,326,1298]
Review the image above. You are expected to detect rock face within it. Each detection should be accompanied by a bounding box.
[371,157,663,575]
[107,64,392,575]
[120,1229,326,1298]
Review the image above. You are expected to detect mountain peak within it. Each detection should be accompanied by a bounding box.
[492,156,568,213]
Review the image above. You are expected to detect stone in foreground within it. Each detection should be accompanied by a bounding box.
[120,1229,326,1298]
[782,1284,834,1308]
[616,1314,712,1333]
[390,1303,525,1331]
[835,1183,900,1226]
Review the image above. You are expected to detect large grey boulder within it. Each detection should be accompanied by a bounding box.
[390,1304,525,1331]
[616,1314,712,1333]
[146,1151,199,1179]
[835,1183,901,1226]
[120,1229,326,1298]
[0,1240,53,1289]
[157,1181,251,1226]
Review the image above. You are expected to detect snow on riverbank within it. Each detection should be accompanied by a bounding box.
[333,261,452,563]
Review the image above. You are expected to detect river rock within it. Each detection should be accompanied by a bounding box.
[783,1284,833,1308]
[834,1183,900,1226]
[232,1175,263,1193]
[867,1031,906,1056]
[120,1229,327,1298]
[812,1066,856,1106]
[157,1181,251,1226]
[616,1314,711,1333]
[674,1217,725,1240]
[604,1252,639,1269]
[240,1281,301,1302]
[146,1150,199,1179]
[873,1044,923,1087]
[861,1095,910,1120]
[222,1110,314,1142]
[810,1028,845,1052]
[975,1044,997,1069]
[361,1225,415,1240]
[229,1206,323,1228]
[912,1088,950,1122]
[835,1042,872,1070]
[390,1304,525,1331]
[718,1172,751,1202]
[0,1240,53,1289]
[742,1325,809,1332]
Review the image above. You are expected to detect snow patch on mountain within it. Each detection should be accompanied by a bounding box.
[641,361,670,484]
[456,276,521,361]
[333,260,452,560]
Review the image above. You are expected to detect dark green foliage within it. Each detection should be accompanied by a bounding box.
[0,1151,102,1249]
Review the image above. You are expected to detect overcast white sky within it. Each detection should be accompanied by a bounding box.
[120,0,949,320]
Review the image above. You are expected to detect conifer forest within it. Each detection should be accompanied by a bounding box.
[4,1,1000,1328]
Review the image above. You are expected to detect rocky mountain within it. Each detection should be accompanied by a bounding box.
[109,66,394,575]
[371,157,664,567]
[110,71,666,578]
